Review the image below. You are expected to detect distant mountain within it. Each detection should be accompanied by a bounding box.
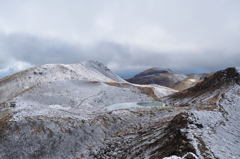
[133,67,174,77]
[127,67,209,91]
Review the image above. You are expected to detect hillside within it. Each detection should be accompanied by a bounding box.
[163,67,240,158]
[0,64,239,159]
[0,60,125,104]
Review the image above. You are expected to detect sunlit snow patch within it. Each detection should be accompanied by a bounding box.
[163,152,198,159]
[162,156,182,159]
[49,104,71,110]
[106,101,165,111]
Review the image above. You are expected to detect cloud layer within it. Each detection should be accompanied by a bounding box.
[0,0,240,76]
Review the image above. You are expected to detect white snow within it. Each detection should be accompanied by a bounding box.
[192,84,240,159]
[163,156,182,159]
[236,67,240,73]
[49,104,71,110]
[130,83,177,98]
[5,61,237,159]
[152,85,177,97]
[189,79,197,82]
[105,101,165,111]
[10,80,156,120]
[0,61,177,122]
[163,152,199,159]
[0,61,124,103]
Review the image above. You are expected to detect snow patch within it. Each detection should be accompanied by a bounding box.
[152,85,177,97]
[49,104,71,110]
[105,101,165,111]
[189,79,197,82]
[236,67,240,74]
[163,156,182,159]
[163,152,198,159]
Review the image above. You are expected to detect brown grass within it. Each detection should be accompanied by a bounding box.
[31,127,45,134]
[0,115,12,131]
[105,82,130,87]
[105,82,160,100]
[0,66,36,84]
[137,86,159,100]
[0,85,36,105]
[207,93,221,104]
[197,104,219,111]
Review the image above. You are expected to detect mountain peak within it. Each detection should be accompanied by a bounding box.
[82,60,125,83]
[0,61,125,103]
[82,60,109,69]
[189,67,239,90]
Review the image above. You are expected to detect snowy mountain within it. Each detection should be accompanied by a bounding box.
[0,63,239,159]
[163,67,240,159]
[0,61,125,103]
[0,61,176,120]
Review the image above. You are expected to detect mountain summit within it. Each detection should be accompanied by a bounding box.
[0,60,125,104]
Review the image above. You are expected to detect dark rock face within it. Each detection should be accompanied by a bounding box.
[162,113,197,157]
[91,112,198,159]
[91,111,219,159]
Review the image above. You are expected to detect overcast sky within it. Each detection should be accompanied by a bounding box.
[0,0,240,77]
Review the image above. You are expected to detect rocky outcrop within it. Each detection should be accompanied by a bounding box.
[170,67,240,99]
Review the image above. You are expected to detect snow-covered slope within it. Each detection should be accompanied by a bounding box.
[2,63,239,159]
[7,80,157,121]
[82,60,125,83]
[0,61,177,159]
[164,67,240,159]
[0,60,176,120]
[0,61,126,104]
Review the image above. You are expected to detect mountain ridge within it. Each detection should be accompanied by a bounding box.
[0,64,240,159]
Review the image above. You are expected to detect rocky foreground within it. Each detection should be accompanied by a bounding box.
[0,62,239,159]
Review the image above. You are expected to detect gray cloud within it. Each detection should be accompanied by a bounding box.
[1,33,239,74]
[0,0,240,76]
